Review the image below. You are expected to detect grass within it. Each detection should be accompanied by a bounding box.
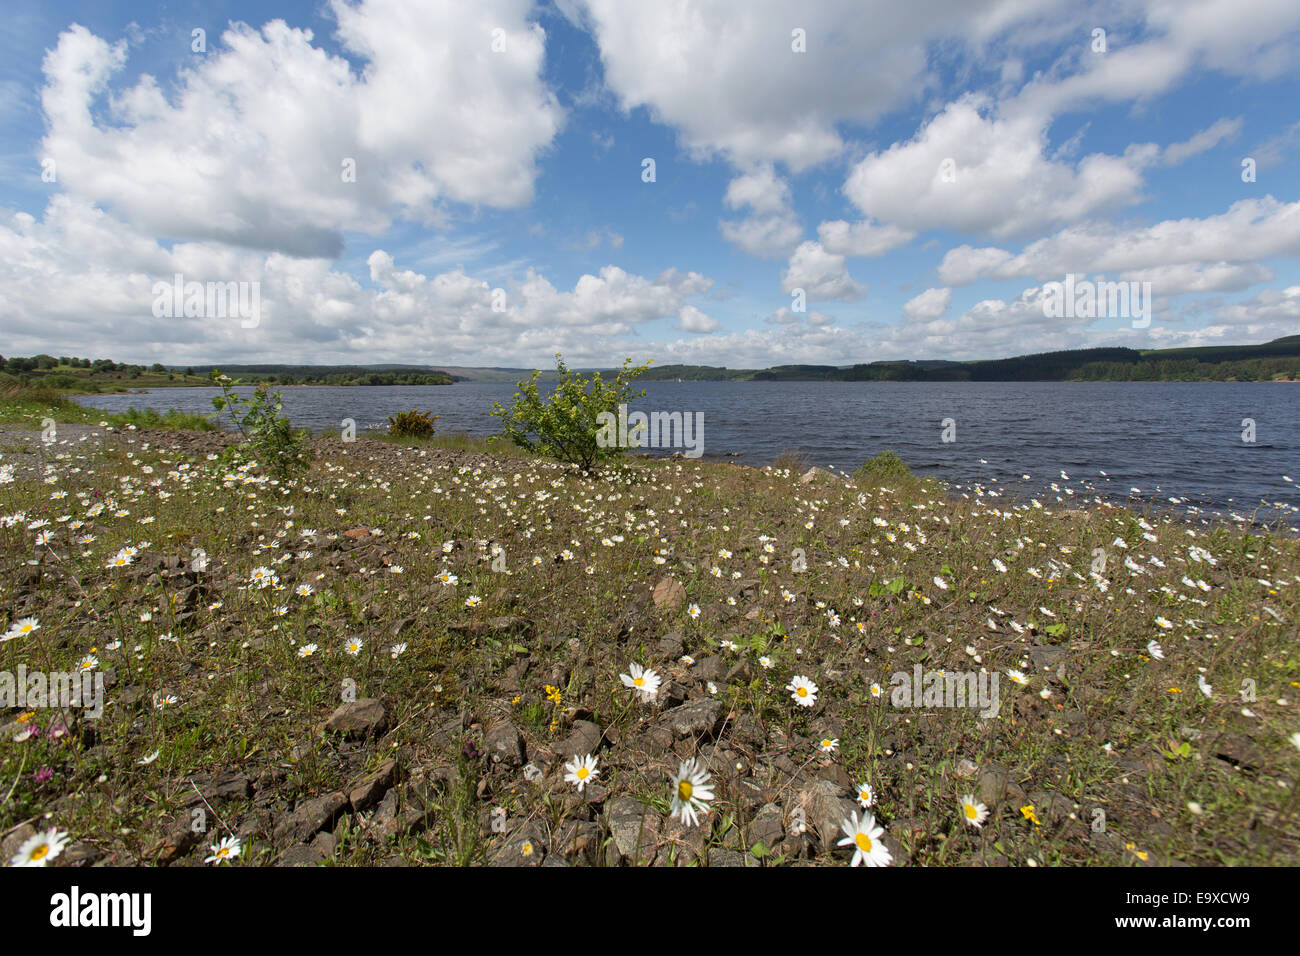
[0,424,1296,868]
[0,384,214,430]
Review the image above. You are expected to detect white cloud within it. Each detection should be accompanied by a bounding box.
[39,2,563,257]
[903,287,953,320]
[938,197,1300,294]
[842,95,1153,239]
[575,0,1067,170]
[817,219,915,258]
[717,165,803,259]
[780,241,866,302]
[677,304,720,333]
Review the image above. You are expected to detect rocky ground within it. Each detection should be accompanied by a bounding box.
[1,425,1297,867]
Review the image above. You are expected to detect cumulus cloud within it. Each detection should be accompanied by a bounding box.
[574,0,1066,170]
[937,197,1300,294]
[817,219,915,258]
[718,164,803,259]
[903,287,953,320]
[780,241,865,302]
[39,1,562,257]
[841,95,1154,239]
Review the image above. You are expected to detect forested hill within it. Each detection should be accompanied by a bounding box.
[635,337,1300,382]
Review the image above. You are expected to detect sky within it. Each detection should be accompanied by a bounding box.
[1,0,1298,369]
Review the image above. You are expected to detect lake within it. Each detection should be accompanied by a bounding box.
[74,381,1298,519]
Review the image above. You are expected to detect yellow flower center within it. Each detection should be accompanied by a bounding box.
[678,781,693,801]
[31,845,49,860]
[797,687,808,697]
[633,677,644,687]
[576,767,589,780]
[965,804,977,819]
[855,833,872,852]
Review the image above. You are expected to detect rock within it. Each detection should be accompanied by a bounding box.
[798,779,857,854]
[182,771,252,807]
[324,699,388,739]
[489,823,546,867]
[273,791,347,845]
[1212,733,1265,770]
[553,720,604,761]
[799,467,838,484]
[978,764,1027,809]
[552,820,601,865]
[1,824,36,862]
[748,802,785,851]
[486,616,532,636]
[661,698,723,740]
[484,720,527,767]
[692,656,727,682]
[148,818,201,865]
[279,844,326,866]
[652,632,685,661]
[660,815,710,866]
[707,847,751,867]
[606,797,662,865]
[652,577,686,613]
[349,759,401,813]
[1028,645,1066,670]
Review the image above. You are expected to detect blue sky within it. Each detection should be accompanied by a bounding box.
[1,0,1298,368]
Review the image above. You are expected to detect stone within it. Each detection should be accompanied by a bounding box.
[484,720,527,767]
[607,797,661,865]
[553,720,604,761]
[652,577,686,613]
[748,802,784,851]
[273,791,347,845]
[349,759,400,813]
[324,699,388,739]
[978,764,1027,809]
[279,844,326,866]
[661,698,723,740]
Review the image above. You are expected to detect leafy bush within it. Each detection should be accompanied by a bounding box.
[771,449,808,473]
[490,354,651,473]
[854,449,913,482]
[210,370,310,479]
[387,409,440,440]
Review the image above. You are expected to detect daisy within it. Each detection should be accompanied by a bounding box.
[686,603,701,620]
[1146,640,1164,660]
[4,617,39,640]
[344,638,364,656]
[1006,670,1028,685]
[670,758,714,827]
[959,794,989,828]
[855,782,876,808]
[758,656,773,670]
[819,737,839,753]
[837,811,892,867]
[9,827,70,867]
[297,643,318,658]
[465,595,482,608]
[389,642,408,659]
[205,835,241,864]
[620,662,661,702]
[295,584,314,597]
[786,675,818,707]
[564,754,599,792]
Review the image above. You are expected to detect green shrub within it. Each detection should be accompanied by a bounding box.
[210,370,310,479]
[387,409,440,440]
[854,449,914,482]
[490,354,651,473]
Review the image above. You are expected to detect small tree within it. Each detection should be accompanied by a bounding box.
[210,370,311,480]
[490,354,651,473]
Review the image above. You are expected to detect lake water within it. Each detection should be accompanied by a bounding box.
[74,381,1298,519]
